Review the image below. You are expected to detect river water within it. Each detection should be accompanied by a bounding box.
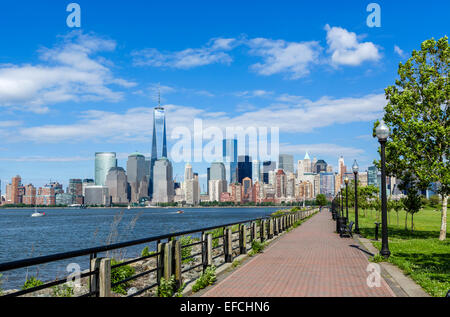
[0,207,282,290]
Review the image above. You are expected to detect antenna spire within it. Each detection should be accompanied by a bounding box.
[158,83,161,107]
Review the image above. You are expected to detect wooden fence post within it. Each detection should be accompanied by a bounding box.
[224,228,233,263]
[260,220,266,242]
[239,224,247,254]
[163,241,173,281]
[90,257,111,297]
[268,219,274,239]
[173,240,182,289]
[157,242,164,284]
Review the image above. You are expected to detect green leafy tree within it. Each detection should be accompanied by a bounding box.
[374,36,449,240]
[315,194,328,209]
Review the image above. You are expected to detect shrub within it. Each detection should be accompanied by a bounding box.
[192,266,216,293]
[110,259,135,295]
[369,254,386,263]
[156,275,176,297]
[251,240,265,254]
[141,246,156,257]
[0,273,3,295]
[52,284,74,297]
[22,276,44,290]
[179,236,196,264]
[207,227,224,248]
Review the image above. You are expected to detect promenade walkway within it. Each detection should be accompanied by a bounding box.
[202,210,395,297]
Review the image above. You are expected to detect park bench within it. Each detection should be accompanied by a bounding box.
[340,221,354,238]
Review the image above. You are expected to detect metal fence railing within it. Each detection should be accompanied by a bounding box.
[0,208,317,297]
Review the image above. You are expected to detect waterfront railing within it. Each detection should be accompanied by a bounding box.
[0,208,317,297]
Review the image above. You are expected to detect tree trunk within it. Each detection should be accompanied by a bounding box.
[411,213,414,233]
[439,194,447,241]
[397,212,399,226]
[405,212,408,230]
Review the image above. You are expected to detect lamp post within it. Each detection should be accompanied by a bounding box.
[344,176,349,222]
[376,120,391,259]
[353,160,360,234]
[340,184,344,218]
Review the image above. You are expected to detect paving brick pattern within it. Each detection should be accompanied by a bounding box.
[202,211,395,297]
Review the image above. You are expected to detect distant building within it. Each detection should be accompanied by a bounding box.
[368,166,378,187]
[262,161,276,184]
[314,160,328,173]
[358,171,368,187]
[56,193,74,205]
[241,177,252,202]
[23,184,36,205]
[82,179,95,196]
[36,186,56,206]
[152,158,174,203]
[106,167,129,204]
[84,185,110,206]
[279,154,294,174]
[319,172,335,198]
[209,179,227,202]
[252,160,260,183]
[275,169,287,199]
[223,139,238,184]
[95,152,117,186]
[127,152,148,203]
[237,155,252,184]
[68,179,83,205]
[184,163,199,205]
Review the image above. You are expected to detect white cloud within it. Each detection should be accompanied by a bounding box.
[394,45,406,58]
[16,93,385,143]
[248,38,321,79]
[0,31,136,113]
[132,38,237,69]
[234,90,274,98]
[325,25,381,66]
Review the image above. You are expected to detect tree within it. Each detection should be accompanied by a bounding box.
[374,36,449,240]
[315,194,327,210]
[392,199,403,226]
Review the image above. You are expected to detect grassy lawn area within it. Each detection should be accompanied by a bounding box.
[347,207,449,297]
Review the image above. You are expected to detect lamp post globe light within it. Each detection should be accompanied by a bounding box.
[376,120,391,259]
[344,176,349,221]
[352,160,360,234]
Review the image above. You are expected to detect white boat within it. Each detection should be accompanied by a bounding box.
[127,205,131,210]
[31,205,45,217]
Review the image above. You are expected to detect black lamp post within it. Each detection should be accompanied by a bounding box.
[376,120,391,259]
[353,160,360,234]
[340,184,344,218]
[344,176,349,222]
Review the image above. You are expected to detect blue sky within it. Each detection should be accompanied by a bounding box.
[0,0,448,193]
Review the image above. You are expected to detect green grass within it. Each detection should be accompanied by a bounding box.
[350,207,449,297]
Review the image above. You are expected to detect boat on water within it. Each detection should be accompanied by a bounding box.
[176,210,184,214]
[31,204,45,217]
[31,209,45,217]
[127,205,131,210]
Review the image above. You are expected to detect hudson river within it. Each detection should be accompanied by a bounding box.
[0,207,281,290]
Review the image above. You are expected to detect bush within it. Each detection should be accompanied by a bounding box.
[192,266,216,293]
[156,275,176,297]
[0,273,3,295]
[141,246,156,257]
[428,195,441,208]
[179,236,195,264]
[52,284,74,297]
[22,276,44,290]
[156,275,185,297]
[110,259,135,295]
[251,240,265,254]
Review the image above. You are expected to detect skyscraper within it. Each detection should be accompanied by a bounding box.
[252,160,260,184]
[368,166,378,187]
[150,94,168,197]
[184,163,199,205]
[223,139,238,184]
[95,152,117,186]
[237,155,252,184]
[278,154,294,174]
[314,160,328,173]
[68,179,83,205]
[127,152,148,203]
[106,167,128,204]
[152,158,174,203]
[262,161,276,184]
[303,152,312,173]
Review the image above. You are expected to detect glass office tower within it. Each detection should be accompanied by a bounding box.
[223,139,238,184]
[150,106,168,197]
[95,152,117,186]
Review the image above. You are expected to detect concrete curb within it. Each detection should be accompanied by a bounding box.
[354,235,430,297]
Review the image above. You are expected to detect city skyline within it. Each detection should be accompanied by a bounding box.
[0,1,448,193]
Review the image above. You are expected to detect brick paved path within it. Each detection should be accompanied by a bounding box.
[202,210,395,297]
